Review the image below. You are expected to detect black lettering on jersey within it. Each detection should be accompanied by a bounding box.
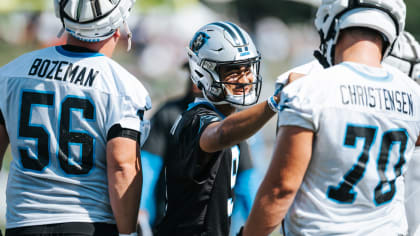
[85,69,98,87]
[38,60,50,78]
[368,87,376,108]
[402,92,413,115]
[27,59,98,88]
[395,91,402,112]
[46,61,59,79]
[349,85,357,104]
[73,67,86,85]
[374,88,383,109]
[28,58,42,76]
[340,85,349,105]
[408,93,413,116]
[356,85,365,106]
[64,63,80,83]
[54,61,68,81]
[340,84,414,116]
[383,89,394,111]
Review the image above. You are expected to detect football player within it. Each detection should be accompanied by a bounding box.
[0,0,150,236]
[383,31,420,236]
[154,21,283,236]
[274,30,420,236]
[140,62,260,234]
[242,0,420,235]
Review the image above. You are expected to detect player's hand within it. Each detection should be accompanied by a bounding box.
[270,72,307,112]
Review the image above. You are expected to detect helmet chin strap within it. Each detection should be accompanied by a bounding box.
[57,27,65,39]
[314,50,330,69]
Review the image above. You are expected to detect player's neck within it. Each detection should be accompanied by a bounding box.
[335,37,383,68]
[66,34,118,58]
[215,104,236,116]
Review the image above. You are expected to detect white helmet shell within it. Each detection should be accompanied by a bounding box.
[187,21,262,106]
[54,0,135,42]
[383,31,420,83]
[314,0,406,68]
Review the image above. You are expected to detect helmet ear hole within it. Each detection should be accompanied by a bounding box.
[195,70,204,78]
[197,82,204,90]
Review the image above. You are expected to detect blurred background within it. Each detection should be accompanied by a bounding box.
[1,0,420,234]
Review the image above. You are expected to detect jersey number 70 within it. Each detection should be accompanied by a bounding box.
[18,90,95,175]
[327,124,407,206]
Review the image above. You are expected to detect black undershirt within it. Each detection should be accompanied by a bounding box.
[61,44,98,53]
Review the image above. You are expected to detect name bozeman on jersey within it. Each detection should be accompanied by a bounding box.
[0,46,151,228]
[27,58,99,87]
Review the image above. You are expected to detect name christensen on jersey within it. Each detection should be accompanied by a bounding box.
[28,58,99,87]
[340,84,414,116]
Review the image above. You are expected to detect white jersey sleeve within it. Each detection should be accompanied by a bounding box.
[278,62,420,235]
[0,46,151,228]
[275,60,324,128]
[275,60,323,90]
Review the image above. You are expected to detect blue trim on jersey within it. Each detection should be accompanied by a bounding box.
[140,150,164,225]
[373,128,408,206]
[18,89,55,172]
[187,100,226,119]
[55,46,104,58]
[342,62,392,82]
[56,95,96,177]
[326,123,378,204]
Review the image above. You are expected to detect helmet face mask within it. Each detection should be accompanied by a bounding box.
[208,59,262,106]
[187,21,262,107]
[314,0,406,68]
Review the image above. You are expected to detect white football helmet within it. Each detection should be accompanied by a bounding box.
[383,31,420,83]
[186,21,262,107]
[314,0,406,68]
[54,0,135,43]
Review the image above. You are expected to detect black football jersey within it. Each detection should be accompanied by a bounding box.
[155,100,241,236]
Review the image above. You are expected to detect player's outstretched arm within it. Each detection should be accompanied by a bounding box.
[107,137,142,234]
[0,124,9,170]
[200,97,279,153]
[242,126,313,236]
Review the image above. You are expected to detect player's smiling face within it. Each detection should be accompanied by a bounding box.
[219,65,254,96]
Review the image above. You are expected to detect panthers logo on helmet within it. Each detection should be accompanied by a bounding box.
[190,32,210,54]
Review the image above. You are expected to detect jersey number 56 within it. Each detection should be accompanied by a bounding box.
[18,90,95,175]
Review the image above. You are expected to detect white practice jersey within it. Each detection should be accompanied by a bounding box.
[275,60,323,91]
[278,62,420,235]
[0,46,151,228]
